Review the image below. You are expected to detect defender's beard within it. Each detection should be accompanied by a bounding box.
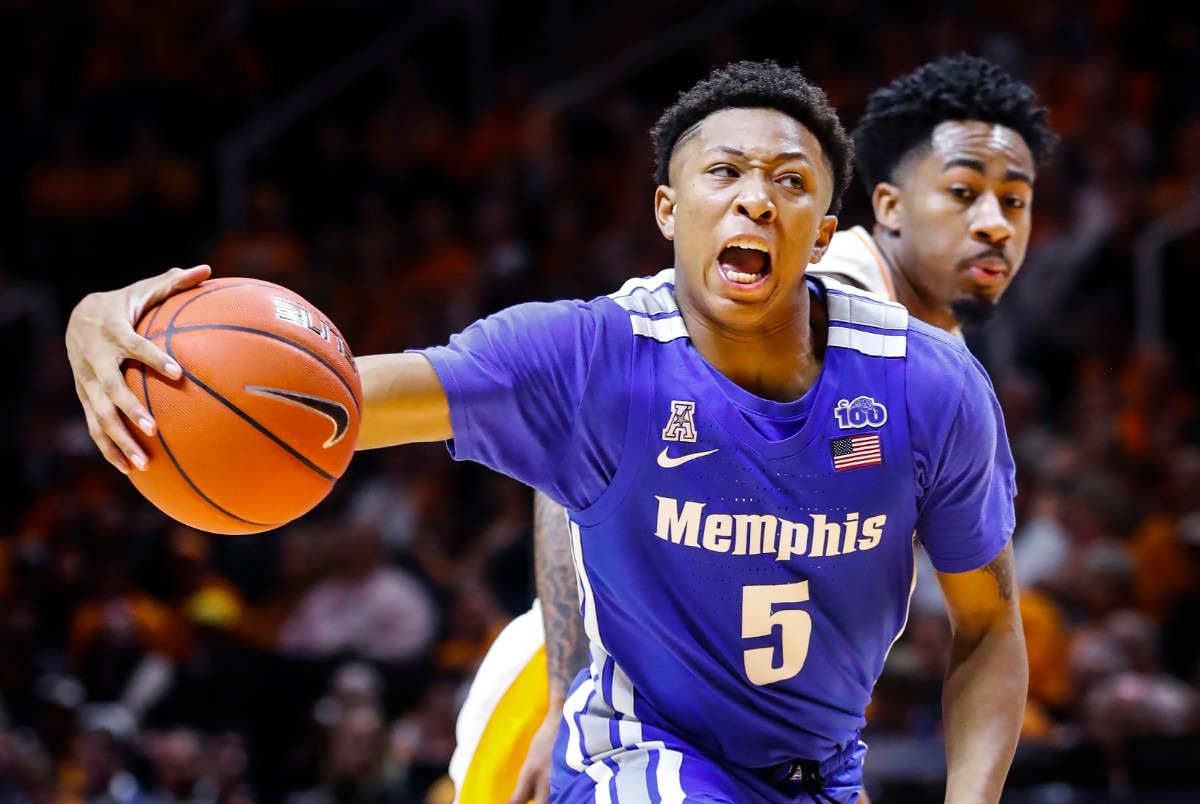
[951,295,999,328]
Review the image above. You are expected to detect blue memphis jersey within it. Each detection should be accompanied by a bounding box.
[420,269,1015,771]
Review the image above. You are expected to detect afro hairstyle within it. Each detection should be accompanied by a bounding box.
[650,60,854,214]
[851,54,1058,196]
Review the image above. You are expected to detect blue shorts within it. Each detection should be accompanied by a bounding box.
[548,673,865,803]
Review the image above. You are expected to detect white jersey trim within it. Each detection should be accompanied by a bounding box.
[612,260,910,347]
[611,270,690,343]
[570,519,603,648]
[616,286,682,315]
[826,286,909,331]
[827,326,908,357]
[629,315,689,342]
[611,276,679,316]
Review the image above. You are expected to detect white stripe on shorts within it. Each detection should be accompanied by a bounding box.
[564,674,594,772]
[585,760,615,804]
[611,660,636,716]
[645,741,687,804]
[612,750,652,802]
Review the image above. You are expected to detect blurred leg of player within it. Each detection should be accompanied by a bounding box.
[450,600,549,803]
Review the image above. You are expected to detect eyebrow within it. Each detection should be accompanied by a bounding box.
[943,157,1033,186]
[710,146,813,165]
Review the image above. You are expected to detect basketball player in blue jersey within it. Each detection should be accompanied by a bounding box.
[506,54,1056,804]
[68,61,1026,802]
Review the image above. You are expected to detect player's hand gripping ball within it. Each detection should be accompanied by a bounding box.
[123,278,362,534]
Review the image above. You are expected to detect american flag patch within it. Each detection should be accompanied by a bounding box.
[831,434,882,471]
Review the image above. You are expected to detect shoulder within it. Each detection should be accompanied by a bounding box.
[904,317,979,399]
[425,298,611,385]
[453,297,609,349]
[822,274,902,310]
[906,316,972,358]
[904,319,1003,466]
[479,297,598,327]
[820,278,908,356]
[601,268,689,343]
[606,268,680,317]
[822,227,876,267]
[811,226,894,299]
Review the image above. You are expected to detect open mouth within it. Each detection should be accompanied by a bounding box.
[717,237,772,287]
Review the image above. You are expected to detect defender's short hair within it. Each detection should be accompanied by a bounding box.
[852,54,1058,195]
[650,60,854,214]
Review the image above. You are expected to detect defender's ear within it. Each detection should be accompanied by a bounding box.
[655,186,676,240]
[872,182,902,235]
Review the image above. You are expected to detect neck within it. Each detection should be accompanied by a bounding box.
[682,285,826,403]
[872,227,959,333]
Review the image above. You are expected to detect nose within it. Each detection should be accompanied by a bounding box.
[970,192,1013,246]
[735,175,776,223]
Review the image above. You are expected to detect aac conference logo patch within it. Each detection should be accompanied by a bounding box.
[658,399,719,468]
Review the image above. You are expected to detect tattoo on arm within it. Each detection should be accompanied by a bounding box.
[983,542,1015,601]
[534,490,590,698]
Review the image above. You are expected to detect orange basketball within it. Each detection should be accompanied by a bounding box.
[123,278,362,535]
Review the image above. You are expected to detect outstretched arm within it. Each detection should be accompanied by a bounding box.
[510,491,589,804]
[935,541,1026,804]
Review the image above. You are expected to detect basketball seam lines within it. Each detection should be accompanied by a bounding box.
[139,304,270,527]
[146,324,361,415]
[162,296,340,484]
[141,281,360,414]
[176,366,338,483]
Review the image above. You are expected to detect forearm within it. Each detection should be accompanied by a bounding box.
[941,622,1027,803]
[355,353,452,448]
[534,491,589,711]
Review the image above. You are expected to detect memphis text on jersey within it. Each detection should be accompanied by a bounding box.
[654,496,886,560]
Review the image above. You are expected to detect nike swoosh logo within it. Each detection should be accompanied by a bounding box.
[656,447,718,468]
[245,386,351,448]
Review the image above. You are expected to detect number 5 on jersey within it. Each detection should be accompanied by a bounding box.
[742,580,812,685]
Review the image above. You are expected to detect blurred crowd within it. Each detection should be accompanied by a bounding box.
[0,0,1198,802]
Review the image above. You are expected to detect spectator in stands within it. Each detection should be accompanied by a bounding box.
[277,517,437,665]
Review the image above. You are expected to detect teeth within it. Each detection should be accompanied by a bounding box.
[725,237,768,252]
[725,269,761,284]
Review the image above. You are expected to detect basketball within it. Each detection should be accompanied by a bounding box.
[123,278,362,535]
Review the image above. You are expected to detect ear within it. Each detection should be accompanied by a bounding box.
[654,185,676,240]
[808,215,839,263]
[872,181,902,234]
